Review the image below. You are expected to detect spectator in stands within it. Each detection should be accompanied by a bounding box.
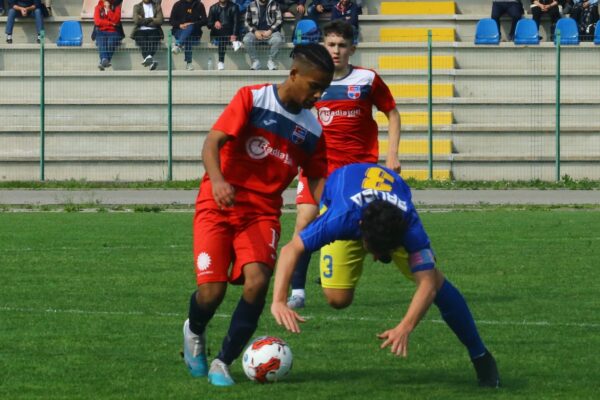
[330,0,360,42]
[530,1,561,39]
[307,0,337,22]
[207,0,240,70]
[561,0,574,15]
[131,0,164,71]
[170,0,208,71]
[94,0,122,70]
[242,0,284,70]
[4,0,45,44]
[569,0,599,39]
[491,0,524,41]
[277,0,306,20]
[234,0,252,36]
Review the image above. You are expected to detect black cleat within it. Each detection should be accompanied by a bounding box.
[472,351,500,388]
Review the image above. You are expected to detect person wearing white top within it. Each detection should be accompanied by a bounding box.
[131,0,164,70]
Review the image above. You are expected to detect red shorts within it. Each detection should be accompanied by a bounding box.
[295,174,318,206]
[193,208,281,285]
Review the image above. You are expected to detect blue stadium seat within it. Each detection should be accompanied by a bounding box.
[56,21,83,46]
[514,18,539,45]
[474,18,500,45]
[292,19,320,45]
[554,18,579,45]
[595,22,600,45]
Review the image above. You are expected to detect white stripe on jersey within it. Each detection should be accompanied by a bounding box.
[250,85,323,138]
[333,67,376,87]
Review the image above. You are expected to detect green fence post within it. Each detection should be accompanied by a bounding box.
[168,32,173,181]
[555,30,561,182]
[427,30,433,180]
[40,30,45,181]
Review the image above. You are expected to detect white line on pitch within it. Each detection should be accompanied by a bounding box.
[1,306,598,329]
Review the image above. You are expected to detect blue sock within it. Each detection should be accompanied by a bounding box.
[433,280,487,359]
[291,251,312,290]
[188,290,216,336]
[217,297,265,365]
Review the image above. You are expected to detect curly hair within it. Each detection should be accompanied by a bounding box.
[360,200,408,263]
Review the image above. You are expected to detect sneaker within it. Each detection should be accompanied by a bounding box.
[101,58,111,69]
[6,35,13,44]
[149,61,158,71]
[250,59,261,70]
[171,44,182,55]
[182,319,208,377]
[472,351,500,388]
[267,59,277,70]
[142,55,153,67]
[232,40,242,52]
[36,34,41,44]
[186,62,194,71]
[217,61,225,70]
[208,358,235,386]
[287,294,305,309]
[97,62,105,71]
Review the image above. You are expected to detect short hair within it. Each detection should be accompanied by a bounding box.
[360,200,408,263]
[322,20,355,42]
[290,43,335,75]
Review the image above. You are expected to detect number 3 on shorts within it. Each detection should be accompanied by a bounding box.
[322,254,333,278]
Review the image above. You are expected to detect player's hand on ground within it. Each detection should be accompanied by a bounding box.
[212,180,235,208]
[271,301,306,333]
[377,323,412,357]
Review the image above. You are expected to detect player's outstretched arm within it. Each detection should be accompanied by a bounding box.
[378,268,440,357]
[271,234,307,333]
[384,108,402,173]
[201,129,235,208]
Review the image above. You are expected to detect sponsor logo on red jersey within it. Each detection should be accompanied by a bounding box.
[245,136,293,166]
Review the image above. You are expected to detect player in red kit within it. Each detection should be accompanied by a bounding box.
[288,20,402,309]
[181,43,334,387]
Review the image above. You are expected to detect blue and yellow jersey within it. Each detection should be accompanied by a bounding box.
[300,163,430,254]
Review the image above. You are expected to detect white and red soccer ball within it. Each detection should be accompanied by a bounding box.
[242,336,293,383]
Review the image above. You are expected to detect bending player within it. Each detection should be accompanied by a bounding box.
[271,163,501,388]
[182,43,334,387]
[288,20,402,309]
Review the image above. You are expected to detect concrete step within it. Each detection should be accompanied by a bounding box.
[2,41,599,72]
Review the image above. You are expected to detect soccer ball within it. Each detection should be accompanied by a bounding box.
[242,336,293,383]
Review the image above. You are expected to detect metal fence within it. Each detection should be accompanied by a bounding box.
[1,29,599,182]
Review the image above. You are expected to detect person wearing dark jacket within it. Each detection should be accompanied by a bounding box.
[171,0,208,70]
[4,0,45,43]
[207,0,240,70]
[131,0,164,70]
[330,0,360,42]
[307,0,336,21]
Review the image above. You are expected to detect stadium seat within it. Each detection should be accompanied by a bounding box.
[554,18,579,45]
[514,18,539,45]
[595,22,600,45]
[56,21,83,46]
[474,18,500,45]
[292,19,320,45]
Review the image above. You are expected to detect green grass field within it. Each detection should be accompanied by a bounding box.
[1,211,599,399]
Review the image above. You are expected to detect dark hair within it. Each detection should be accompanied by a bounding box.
[290,43,335,75]
[322,20,355,42]
[360,200,407,263]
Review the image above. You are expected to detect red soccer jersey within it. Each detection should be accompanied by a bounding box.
[316,66,396,174]
[197,84,327,215]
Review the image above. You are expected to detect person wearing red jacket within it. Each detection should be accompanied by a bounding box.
[94,0,122,70]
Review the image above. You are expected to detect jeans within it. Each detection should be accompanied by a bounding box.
[135,29,161,58]
[491,2,524,40]
[5,8,44,35]
[173,25,201,63]
[242,31,283,62]
[95,30,122,61]
[531,5,561,36]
